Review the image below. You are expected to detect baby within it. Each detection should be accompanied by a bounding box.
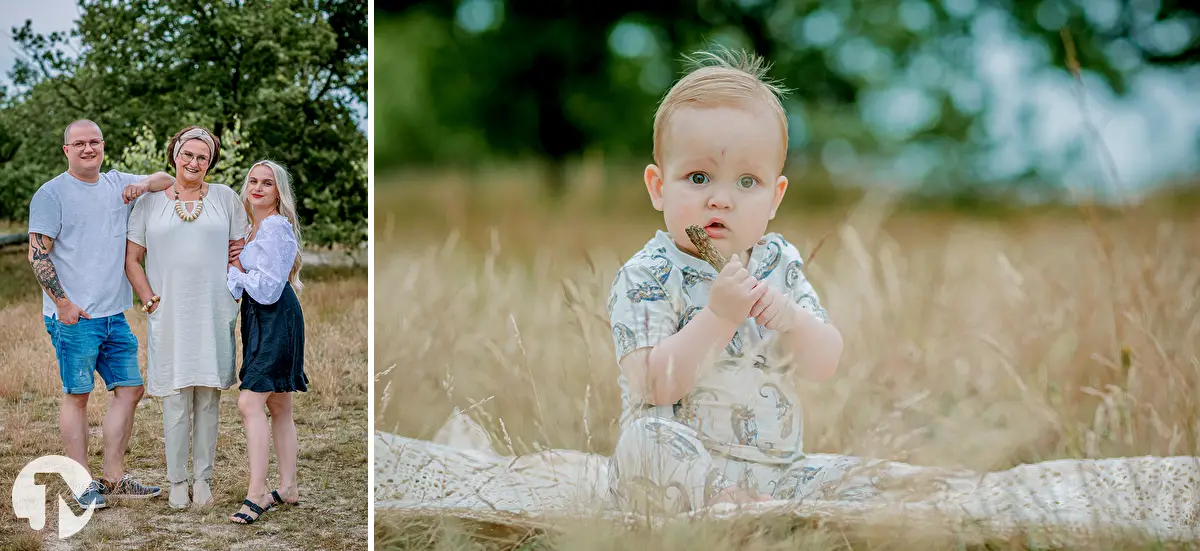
[606,48,846,514]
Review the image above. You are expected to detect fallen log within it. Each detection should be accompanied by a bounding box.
[0,233,26,248]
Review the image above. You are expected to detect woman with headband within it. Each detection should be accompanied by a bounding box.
[125,125,248,509]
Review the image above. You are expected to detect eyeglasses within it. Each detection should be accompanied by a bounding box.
[65,139,103,151]
[178,150,211,166]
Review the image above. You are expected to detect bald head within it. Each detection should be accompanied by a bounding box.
[62,119,106,179]
[64,120,102,145]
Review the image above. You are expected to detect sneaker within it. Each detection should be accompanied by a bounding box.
[169,482,189,509]
[74,480,108,510]
[101,474,162,499]
[192,479,213,507]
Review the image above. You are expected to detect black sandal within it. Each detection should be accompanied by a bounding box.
[229,498,271,524]
[271,489,301,507]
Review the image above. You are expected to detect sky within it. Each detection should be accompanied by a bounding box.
[0,0,80,91]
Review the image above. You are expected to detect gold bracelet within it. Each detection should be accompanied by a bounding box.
[141,295,160,312]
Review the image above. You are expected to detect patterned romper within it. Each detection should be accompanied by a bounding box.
[604,232,1200,543]
[606,230,877,514]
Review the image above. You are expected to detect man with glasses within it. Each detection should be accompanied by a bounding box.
[28,119,174,509]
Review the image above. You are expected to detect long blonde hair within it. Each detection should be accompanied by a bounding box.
[240,160,304,294]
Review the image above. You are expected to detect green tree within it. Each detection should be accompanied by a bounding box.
[2,0,367,247]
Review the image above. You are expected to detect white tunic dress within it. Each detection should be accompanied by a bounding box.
[127,184,248,397]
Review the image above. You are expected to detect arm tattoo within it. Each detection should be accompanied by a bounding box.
[29,234,67,301]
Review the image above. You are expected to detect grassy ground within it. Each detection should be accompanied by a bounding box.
[0,243,368,550]
[372,172,1200,550]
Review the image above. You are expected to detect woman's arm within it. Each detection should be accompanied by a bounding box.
[228,237,246,270]
[226,237,248,299]
[125,241,158,312]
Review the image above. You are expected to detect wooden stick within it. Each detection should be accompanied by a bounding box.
[685,225,727,272]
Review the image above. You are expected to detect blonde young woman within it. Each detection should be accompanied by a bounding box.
[125,125,248,509]
[225,160,308,524]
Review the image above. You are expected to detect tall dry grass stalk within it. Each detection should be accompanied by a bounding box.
[378,180,1198,461]
[375,174,1200,483]
[0,252,368,550]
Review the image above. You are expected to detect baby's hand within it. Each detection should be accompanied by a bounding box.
[749,286,799,333]
[708,254,767,326]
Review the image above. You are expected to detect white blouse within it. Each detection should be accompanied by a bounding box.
[228,214,298,304]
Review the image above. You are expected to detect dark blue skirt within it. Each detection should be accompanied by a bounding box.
[239,282,308,393]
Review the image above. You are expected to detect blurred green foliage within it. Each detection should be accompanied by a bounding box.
[376,0,1198,202]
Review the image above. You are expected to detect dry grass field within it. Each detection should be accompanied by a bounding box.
[0,241,368,550]
[373,169,1200,550]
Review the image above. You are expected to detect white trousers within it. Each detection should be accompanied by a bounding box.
[162,386,221,485]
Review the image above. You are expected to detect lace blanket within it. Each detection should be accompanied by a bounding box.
[375,412,1200,547]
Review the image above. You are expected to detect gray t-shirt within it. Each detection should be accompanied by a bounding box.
[28,170,145,319]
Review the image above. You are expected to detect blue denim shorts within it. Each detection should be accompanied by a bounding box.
[44,313,143,395]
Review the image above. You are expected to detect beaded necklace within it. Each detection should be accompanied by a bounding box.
[173,183,207,222]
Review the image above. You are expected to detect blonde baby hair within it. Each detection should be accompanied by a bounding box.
[652,46,791,166]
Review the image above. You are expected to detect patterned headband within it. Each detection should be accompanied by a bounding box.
[172,128,215,160]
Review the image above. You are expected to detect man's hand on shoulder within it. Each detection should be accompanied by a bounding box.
[123,171,174,204]
[122,182,148,204]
